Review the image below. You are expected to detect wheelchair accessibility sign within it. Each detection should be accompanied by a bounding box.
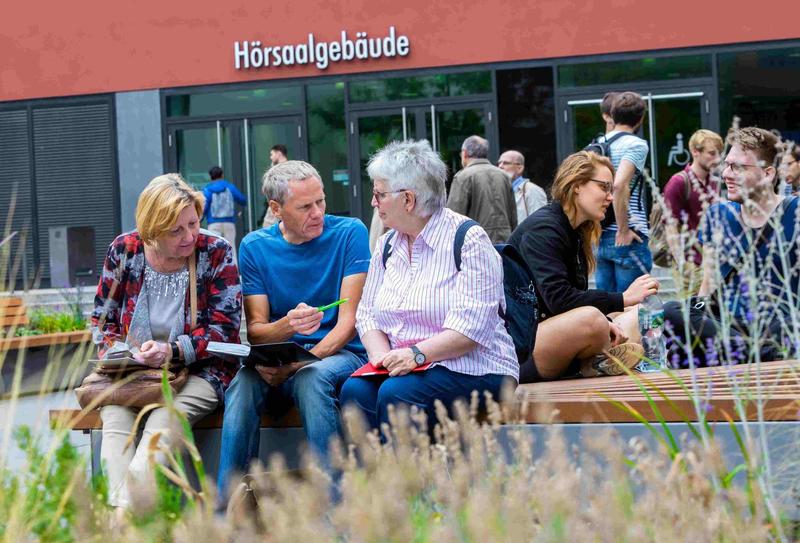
[667,133,691,167]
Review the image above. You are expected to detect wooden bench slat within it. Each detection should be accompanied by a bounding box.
[0,329,91,351]
[0,304,26,317]
[0,297,23,308]
[0,315,29,327]
[50,408,303,431]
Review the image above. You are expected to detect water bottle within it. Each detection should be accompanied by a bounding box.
[637,294,666,372]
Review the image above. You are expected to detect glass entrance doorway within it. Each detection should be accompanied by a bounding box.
[558,86,716,189]
[167,116,305,246]
[349,101,494,221]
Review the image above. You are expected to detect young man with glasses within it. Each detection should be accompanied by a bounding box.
[664,127,800,366]
[497,150,547,223]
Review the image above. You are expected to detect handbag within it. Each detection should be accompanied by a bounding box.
[75,253,197,409]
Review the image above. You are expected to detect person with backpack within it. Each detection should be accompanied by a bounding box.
[591,91,652,293]
[203,166,247,260]
[339,139,518,431]
[654,129,723,296]
[508,151,659,381]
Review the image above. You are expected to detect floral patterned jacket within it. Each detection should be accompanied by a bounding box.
[91,230,242,400]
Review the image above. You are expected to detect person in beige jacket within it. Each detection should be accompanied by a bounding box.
[446,135,518,243]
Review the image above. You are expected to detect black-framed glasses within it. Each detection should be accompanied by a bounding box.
[497,160,522,166]
[372,189,408,202]
[589,179,613,194]
[722,160,760,174]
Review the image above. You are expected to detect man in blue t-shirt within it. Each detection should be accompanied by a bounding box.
[595,91,653,293]
[217,160,370,501]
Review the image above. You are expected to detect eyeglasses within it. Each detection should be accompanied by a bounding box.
[722,160,760,174]
[589,179,613,194]
[497,160,522,166]
[372,189,408,202]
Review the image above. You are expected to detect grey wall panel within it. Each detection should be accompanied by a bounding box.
[0,109,34,288]
[32,103,117,283]
[115,90,164,232]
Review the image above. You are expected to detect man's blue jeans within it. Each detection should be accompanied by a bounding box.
[595,230,653,293]
[339,365,510,431]
[216,348,366,498]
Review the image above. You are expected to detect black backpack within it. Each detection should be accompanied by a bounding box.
[382,220,538,365]
[584,132,648,229]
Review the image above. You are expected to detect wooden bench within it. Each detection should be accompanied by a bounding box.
[0,296,91,351]
[49,359,800,432]
[514,359,800,423]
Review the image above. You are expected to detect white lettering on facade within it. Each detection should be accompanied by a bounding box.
[233,27,411,71]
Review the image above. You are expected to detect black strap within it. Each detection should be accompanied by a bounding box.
[381,219,479,271]
[603,131,635,147]
[453,220,479,271]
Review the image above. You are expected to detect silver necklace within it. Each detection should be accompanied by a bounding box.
[144,263,189,300]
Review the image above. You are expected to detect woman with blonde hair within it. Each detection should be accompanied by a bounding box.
[91,173,241,509]
[508,151,658,382]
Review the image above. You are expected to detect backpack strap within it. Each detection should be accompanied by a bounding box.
[453,220,480,272]
[381,230,397,269]
[678,170,691,202]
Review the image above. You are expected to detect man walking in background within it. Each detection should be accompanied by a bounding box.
[203,166,247,259]
[498,149,547,224]
[447,135,517,243]
[262,144,290,227]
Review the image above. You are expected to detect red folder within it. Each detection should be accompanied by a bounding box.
[351,360,433,377]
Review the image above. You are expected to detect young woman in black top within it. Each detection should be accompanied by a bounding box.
[508,151,659,381]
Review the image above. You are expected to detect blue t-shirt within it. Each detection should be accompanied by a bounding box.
[699,196,800,323]
[238,215,371,353]
[603,131,650,236]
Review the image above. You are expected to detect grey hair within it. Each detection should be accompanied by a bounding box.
[261,160,322,204]
[461,135,489,159]
[367,139,447,218]
[501,149,525,167]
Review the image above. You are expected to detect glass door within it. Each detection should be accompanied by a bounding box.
[559,87,715,189]
[168,115,305,247]
[349,101,493,222]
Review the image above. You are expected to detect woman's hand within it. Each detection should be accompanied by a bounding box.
[622,274,659,306]
[608,322,628,347]
[134,340,171,368]
[375,348,417,377]
[287,303,324,336]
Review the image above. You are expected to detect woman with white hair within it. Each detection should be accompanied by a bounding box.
[340,140,518,430]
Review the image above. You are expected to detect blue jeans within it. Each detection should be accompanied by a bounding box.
[595,230,652,293]
[339,365,511,431]
[216,348,366,497]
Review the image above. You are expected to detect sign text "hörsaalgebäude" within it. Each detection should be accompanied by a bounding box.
[234,27,410,71]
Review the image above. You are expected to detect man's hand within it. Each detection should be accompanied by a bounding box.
[256,362,302,387]
[133,340,171,369]
[608,322,628,347]
[286,303,324,336]
[375,348,418,377]
[615,228,642,247]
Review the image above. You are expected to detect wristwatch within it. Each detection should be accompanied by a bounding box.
[410,345,427,366]
[170,341,180,361]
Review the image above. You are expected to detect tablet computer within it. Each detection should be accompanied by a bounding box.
[245,342,321,367]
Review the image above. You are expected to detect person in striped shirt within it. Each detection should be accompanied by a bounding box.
[340,139,519,431]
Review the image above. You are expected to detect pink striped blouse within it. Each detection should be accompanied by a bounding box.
[356,207,519,380]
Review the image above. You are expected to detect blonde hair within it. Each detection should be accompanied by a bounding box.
[550,151,614,275]
[135,173,204,244]
[688,129,724,153]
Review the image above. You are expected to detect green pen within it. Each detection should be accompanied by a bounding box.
[316,297,350,312]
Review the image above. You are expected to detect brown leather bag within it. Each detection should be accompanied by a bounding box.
[75,253,197,409]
